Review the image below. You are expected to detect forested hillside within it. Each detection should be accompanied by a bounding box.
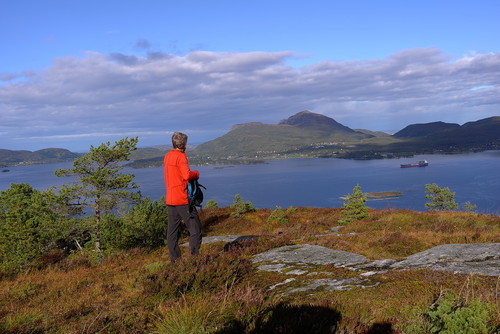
[0,148,81,167]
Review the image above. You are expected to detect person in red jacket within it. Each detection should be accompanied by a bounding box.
[163,132,202,263]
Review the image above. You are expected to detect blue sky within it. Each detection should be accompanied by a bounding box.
[1,0,499,151]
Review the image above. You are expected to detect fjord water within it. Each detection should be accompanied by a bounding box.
[1,151,499,214]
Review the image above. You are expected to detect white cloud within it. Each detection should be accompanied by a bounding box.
[0,48,499,150]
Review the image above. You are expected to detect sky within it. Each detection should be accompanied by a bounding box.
[1,0,499,152]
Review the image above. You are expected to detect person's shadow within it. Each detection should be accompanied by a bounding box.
[215,302,394,333]
[216,303,340,334]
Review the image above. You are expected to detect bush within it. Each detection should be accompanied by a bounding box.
[0,184,76,276]
[462,201,477,213]
[403,291,495,334]
[425,183,458,211]
[340,185,369,224]
[230,194,256,218]
[204,199,219,209]
[101,197,169,250]
[266,206,289,225]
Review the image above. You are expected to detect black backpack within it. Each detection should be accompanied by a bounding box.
[187,179,206,208]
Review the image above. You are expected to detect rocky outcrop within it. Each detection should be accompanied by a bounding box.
[389,243,500,276]
[196,236,500,294]
[252,244,368,267]
[251,245,378,293]
[251,243,500,277]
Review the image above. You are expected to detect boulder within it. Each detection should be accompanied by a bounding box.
[390,243,500,276]
[251,244,369,267]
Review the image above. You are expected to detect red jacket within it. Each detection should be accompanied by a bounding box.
[163,149,199,205]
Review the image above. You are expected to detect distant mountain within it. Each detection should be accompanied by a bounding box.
[0,148,81,167]
[3,113,499,167]
[192,110,373,160]
[393,121,461,138]
[391,117,500,150]
[0,145,176,169]
[462,116,500,137]
[129,146,169,160]
[354,129,391,137]
[278,110,356,134]
[191,112,500,162]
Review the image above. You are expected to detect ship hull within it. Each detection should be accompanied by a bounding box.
[400,160,428,168]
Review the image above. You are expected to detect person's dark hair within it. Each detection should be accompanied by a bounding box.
[172,132,188,150]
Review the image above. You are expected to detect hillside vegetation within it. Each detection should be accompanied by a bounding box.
[2,137,498,333]
[125,112,500,166]
[0,148,80,167]
[1,206,499,333]
[190,111,500,164]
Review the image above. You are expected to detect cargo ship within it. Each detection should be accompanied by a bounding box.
[400,160,428,168]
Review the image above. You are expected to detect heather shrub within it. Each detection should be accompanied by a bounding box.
[142,249,252,298]
[154,285,269,334]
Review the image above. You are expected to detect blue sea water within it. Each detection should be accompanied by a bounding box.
[1,151,499,214]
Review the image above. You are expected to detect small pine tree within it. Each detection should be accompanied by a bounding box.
[267,206,289,225]
[55,137,140,253]
[424,183,458,211]
[230,194,255,218]
[340,185,369,224]
[204,200,219,209]
[462,201,477,213]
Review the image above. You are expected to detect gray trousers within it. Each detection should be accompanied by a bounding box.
[167,204,202,263]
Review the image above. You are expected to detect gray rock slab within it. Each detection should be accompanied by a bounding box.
[202,235,244,244]
[252,244,368,267]
[256,263,290,273]
[197,234,500,278]
[285,277,377,294]
[356,259,397,270]
[390,243,500,276]
[182,235,259,246]
[415,260,500,276]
